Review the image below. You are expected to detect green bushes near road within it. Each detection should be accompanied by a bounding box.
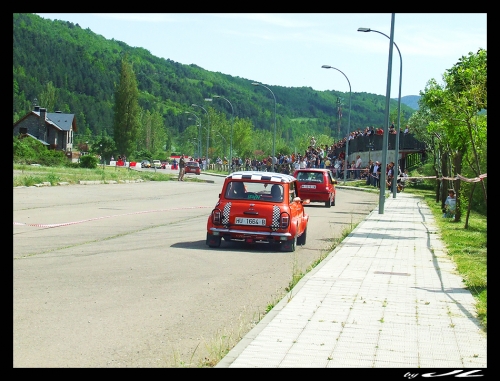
[13,136,68,167]
[79,155,98,169]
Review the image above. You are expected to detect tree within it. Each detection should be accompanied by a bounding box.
[418,49,487,227]
[39,81,57,112]
[138,108,167,158]
[113,55,140,158]
[92,135,116,165]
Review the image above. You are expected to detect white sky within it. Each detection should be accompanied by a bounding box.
[36,13,487,97]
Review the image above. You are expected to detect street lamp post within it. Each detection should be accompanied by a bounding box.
[357,14,396,214]
[187,117,201,158]
[184,111,201,159]
[252,82,276,172]
[192,103,210,170]
[190,138,198,158]
[100,144,104,169]
[321,65,351,185]
[211,95,234,174]
[358,25,403,199]
[216,132,228,169]
[367,142,375,163]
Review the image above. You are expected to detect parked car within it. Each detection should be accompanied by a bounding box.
[160,161,170,169]
[293,168,337,208]
[185,161,201,175]
[140,160,151,168]
[206,171,310,252]
[152,160,161,169]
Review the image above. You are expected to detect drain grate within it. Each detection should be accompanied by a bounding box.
[374,271,411,276]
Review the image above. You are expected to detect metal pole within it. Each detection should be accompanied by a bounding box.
[360,29,402,198]
[378,13,396,214]
[321,65,351,185]
[192,104,210,170]
[217,132,228,166]
[212,95,234,174]
[252,83,276,172]
[393,45,403,198]
[185,111,201,159]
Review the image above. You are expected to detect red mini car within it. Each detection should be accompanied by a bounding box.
[206,171,310,252]
[185,161,201,175]
[293,168,337,208]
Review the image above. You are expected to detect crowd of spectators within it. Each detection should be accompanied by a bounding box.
[208,123,410,180]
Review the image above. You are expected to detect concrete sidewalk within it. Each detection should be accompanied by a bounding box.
[216,192,486,368]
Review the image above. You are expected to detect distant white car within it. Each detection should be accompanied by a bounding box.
[152,160,161,169]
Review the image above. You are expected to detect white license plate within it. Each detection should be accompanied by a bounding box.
[235,217,266,226]
[301,184,316,189]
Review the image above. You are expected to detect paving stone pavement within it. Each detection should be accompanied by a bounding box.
[216,191,486,369]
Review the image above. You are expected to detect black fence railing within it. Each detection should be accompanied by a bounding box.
[332,133,425,158]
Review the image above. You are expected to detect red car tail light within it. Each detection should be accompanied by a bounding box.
[211,209,222,225]
[280,212,290,229]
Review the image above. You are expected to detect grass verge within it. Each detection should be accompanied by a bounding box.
[12,164,204,186]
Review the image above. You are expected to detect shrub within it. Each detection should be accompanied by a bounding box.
[13,136,67,166]
[79,155,98,169]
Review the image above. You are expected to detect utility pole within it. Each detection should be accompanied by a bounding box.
[336,96,342,136]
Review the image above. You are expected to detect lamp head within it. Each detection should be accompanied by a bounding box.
[191,103,197,107]
[357,27,371,32]
[251,82,260,86]
[212,95,220,98]
[204,98,212,102]
[321,65,332,69]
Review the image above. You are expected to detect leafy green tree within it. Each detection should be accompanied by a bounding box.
[203,107,230,161]
[417,49,487,227]
[138,108,167,159]
[407,106,443,203]
[91,135,117,164]
[231,117,254,159]
[13,76,31,123]
[39,81,57,112]
[179,123,201,159]
[113,55,140,158]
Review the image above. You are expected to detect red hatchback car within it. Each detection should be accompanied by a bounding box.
[293,168,337,208]
[206,171,310,252]
[185,161,201,175]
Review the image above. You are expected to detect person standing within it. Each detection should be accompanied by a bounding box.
[443,189,456,218]
[178,154,186,181]
[386,162,395,191]
[355,155,362,179]
[366,160,374,185]
[371,161,378,187]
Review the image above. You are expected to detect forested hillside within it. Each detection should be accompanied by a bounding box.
[13,13,416,154]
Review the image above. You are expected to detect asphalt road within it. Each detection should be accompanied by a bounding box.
[13,175,378,367]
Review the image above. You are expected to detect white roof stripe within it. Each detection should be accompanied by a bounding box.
[228,171,296,183]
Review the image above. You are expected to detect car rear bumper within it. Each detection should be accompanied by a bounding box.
[299,193,331,202]
[209,227,291,239]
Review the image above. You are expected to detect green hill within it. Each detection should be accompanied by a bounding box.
[13,13,417,153]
